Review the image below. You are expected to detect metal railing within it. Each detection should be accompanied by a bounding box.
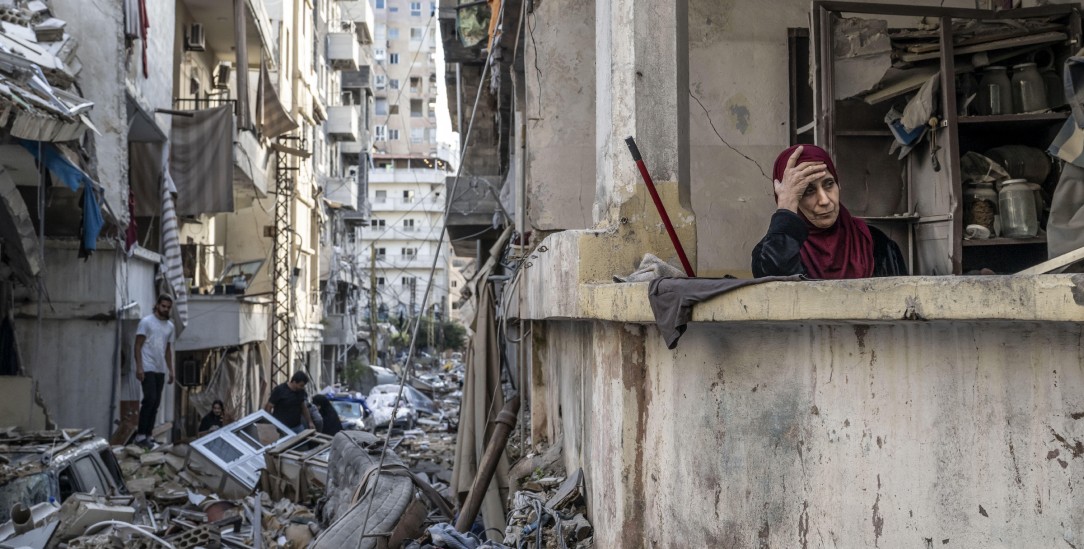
[173,98,238,112]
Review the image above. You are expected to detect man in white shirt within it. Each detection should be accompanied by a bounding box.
[133,295,175,448]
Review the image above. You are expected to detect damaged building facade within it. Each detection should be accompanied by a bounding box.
[443,0,1084,546]
[1,0,375,445]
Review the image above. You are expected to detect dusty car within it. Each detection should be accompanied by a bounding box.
[0,430,127,525]
[369,384,438,416]
[328,396,372,431]
[366,393,417,430]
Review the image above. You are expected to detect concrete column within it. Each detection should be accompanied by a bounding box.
[595,0,691,223]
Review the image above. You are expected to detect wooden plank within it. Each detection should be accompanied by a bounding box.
[940,16,964,275]
[1016,245,1084,274]
[901,31,1067,63]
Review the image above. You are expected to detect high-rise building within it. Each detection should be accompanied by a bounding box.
[360,0,449,333]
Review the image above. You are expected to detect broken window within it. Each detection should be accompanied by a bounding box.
[411,99,423,117]
[0,473,52,523]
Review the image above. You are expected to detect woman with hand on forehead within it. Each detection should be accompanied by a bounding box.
[752,144,907,279]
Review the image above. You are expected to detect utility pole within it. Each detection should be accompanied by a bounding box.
[369,242,378,367]
[427,303,435,352]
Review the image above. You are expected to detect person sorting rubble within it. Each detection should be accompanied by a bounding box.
[198,399,228,435]
[133,294,175,449]
[752,144,906,279]
[265,371,316,433]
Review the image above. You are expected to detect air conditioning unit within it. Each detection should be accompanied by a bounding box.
[214,62,232,90]
[185,23,206,52]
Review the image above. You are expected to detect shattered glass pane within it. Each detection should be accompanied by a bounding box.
[0,472,53,523]
[203,437,245,464]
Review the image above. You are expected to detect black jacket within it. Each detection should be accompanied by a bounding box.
[752,210,907,278]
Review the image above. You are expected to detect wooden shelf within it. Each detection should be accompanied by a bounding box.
[860,215,920,222]
[958,112,1069,125]
[962,235,1046,247]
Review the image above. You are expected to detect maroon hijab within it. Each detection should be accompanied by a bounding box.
[772,145,874,279]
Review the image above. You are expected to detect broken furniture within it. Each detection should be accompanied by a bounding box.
[260,430,333,504]
[186,410,295,499]
[810,2,1081,274]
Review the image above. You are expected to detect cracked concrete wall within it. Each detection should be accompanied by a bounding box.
[50,0,128,222]
[523,0,595,232]
[539,319,1084,547]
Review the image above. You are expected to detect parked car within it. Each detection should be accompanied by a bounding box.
[369,384,438,416]
[328,395,372,431]
[0,430,127,525]
[366,393,417,430]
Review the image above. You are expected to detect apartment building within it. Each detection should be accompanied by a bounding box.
[360,0,449,337]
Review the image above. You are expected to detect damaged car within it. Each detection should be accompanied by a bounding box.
[0,430,128,527]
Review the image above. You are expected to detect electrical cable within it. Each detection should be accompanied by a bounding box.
[357,1,506,541]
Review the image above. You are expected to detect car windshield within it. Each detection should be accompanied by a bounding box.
[0,472,53,523]
[332,401,363,419]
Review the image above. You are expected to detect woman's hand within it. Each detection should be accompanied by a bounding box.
[774,145,827,213]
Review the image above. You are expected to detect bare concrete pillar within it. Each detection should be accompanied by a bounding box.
[584,0,695,278]
[595,0,690,221]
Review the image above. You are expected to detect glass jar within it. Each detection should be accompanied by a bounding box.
[1011,62,1049,113]
[964,181,998,233]
[998,179,1039,238]
[978,66,1013,115]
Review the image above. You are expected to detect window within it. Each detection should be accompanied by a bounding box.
[390,104,399,115]
[410,27,425,41]
[375,74,386,89]
[374,47,386,61]
[410,77,421,93]
[403,190,415,202]
[452,280,458,288]
[375,98,388,116]
[346,229,357,243]
[410,99,423,117]
[388,27,400,39]
[388,129,400,140]
[377,277,386,286]
[411,127,424,143]
[375,24,386,41]
[430,2,436,15]
[427,128,436,143]
[389,4,398,12]
[402,248,417,256]
[402,276,416,288]
[389,79,400,90]
[374,125,387,141]
[374,190,387,203]
[371,219,386,229]
[375,0,384,8]
[389,53,400,64]
[403,219,416,231]
[410,2,421,16]
[376,247,386,258]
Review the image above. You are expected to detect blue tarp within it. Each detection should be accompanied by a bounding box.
[18,139,105,254]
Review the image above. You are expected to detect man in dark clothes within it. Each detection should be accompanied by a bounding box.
[265,371,315,433]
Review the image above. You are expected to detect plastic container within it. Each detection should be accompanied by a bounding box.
[1011,62,1049,113]
[963,181,998,233]
[998,179,1039,238]
[978,66,1013,115]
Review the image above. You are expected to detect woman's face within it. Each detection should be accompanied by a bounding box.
[212,403,223,416]
[798,173,840,229]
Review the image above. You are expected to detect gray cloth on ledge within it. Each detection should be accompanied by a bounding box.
[648,275,804,349]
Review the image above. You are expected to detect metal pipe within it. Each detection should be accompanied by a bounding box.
[624,137,695,277]
[454,394,520,533]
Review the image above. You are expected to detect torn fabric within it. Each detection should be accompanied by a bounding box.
[169,106,235,216]
[256,58,298,139]
[451,280,508,540]
[160,143,189,330]
[18,139,104,253]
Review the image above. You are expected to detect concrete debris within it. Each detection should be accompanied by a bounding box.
[0,359,471,549]
[0,0,94,142]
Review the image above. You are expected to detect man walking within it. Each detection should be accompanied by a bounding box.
[134,295,175,448]
[265,371,316,433]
